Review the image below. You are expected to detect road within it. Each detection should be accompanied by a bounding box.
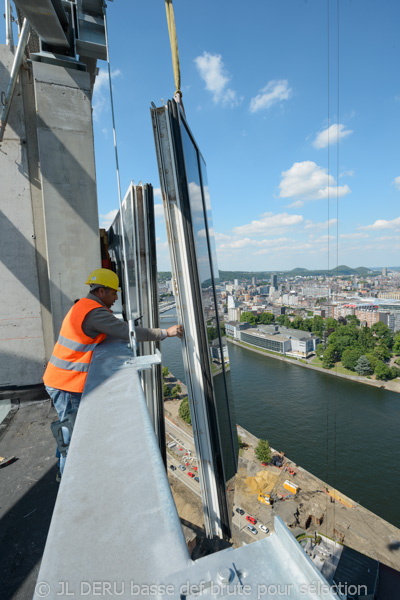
[165,416,272,541]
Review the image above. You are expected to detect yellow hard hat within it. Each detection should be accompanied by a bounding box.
[85,268,121,291]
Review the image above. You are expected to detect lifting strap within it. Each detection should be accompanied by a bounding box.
[164,0,182,102]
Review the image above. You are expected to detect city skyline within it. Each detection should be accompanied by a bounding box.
[4,1,397,272]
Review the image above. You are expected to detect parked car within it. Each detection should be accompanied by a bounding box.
[169,465,176,471]
[194,477,199,482]
[179,465,186,471]
[246,515,257,525]
[259,524,269,533]
[247,525,257,535]
[236,507,245,515]
[188,472,194,478]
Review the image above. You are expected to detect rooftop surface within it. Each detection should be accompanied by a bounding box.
[0,398,59,599]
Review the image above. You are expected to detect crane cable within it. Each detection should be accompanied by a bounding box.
[103,7,136,355]
[164,0,183,105]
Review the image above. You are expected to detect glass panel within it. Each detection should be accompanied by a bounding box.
[121,191,139,320]
[180,119,238,481]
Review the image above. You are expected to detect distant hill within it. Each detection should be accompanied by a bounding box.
[158,266,379,283]
[285,265,377,277]
[218,266,377,280]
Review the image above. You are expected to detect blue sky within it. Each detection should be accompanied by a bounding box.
[6,1,400,272]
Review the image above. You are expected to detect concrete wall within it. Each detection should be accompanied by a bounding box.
[33,62,101,341]
[0,47,101,391]
[0,46,47,388]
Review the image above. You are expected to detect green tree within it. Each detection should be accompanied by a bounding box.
[312,316,324,337]
[259,312,275,325]
[341,347,363,371]
[301,318,313,332]
[322,345,338,368]
[374,360,390,380]
[316,343,324,358]
[171,384,182,398]
[178,397,191,425]
[276,315,291,327]
[365,352,378,371]
[358,327,375,353]
[237,435,245,449]
[346,314,360,326]
[371,322,393,348]
[326,317,337,330]
[392,334,400,355]
[163,383,171,398]
[373,343,391,361]
[255,439,272,463]
[355,355,372,376]
[292,316,304,329]
[390,366,400,380]
[162,366,169,378]
[240,311,258,325]
[207,325,218,342]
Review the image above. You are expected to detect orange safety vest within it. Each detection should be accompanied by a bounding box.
[43,298,110,393]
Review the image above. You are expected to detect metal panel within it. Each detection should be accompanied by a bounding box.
[107,185,165,457]
[151,101,238,540]
[13,0,69,47]
[134,185,165,461]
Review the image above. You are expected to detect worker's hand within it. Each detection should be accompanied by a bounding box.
[166,324,183,338]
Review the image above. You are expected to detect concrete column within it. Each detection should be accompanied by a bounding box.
[32,62,101,340]
[0,47,47,388]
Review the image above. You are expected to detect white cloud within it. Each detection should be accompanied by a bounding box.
[214,232,232,241]
[249,79,292,113]
[359,217,400,231]
[279,161,351,200]
[154,187,162,198]
[99,209,118,229]
[287,200,304,209]
[339,232,369,239]
[254,242,314,256]
[339,169,354,178]
[194,52,241,107]
[393,176,400,190]
[219,237,291,250]
[375,235,400,241]
[93,68,122,121]
[154,204,164,219]
[304,218,337,230]
[313,124,353,149]
[314,234,336,242]
[233,212,303,236]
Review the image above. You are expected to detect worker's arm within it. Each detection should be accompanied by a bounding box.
[83,306,183,342]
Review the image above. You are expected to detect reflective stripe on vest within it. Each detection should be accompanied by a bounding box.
[43,298,110,393]
[58,334,98,353]
[49,355,90,372]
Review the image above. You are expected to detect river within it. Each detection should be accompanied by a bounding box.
[160,310,400,529]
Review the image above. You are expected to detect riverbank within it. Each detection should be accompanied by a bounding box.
[163,393,400,571]
[235,424,400,571]
[227,337,400,395]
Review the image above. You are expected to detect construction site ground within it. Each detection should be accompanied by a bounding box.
[164,390,400,572]
[236,425,400,572]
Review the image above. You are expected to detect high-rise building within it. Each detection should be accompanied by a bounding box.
[252,276,256,286]
[271,273,277,289]
[382,267,387,277]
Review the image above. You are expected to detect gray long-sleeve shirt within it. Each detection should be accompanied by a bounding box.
[82,293,166,342]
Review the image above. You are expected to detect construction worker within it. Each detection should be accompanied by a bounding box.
[43,268,183,478]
